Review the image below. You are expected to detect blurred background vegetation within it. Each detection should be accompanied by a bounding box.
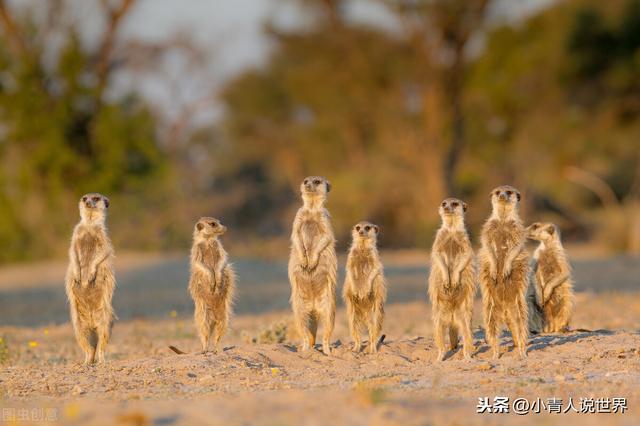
[0,0,638,263]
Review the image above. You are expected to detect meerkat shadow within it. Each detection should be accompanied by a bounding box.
[282,344,298,353]
[472,329,524,357]
[528,329,614,352]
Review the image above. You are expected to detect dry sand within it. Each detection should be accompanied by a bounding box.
[1,254,639,425]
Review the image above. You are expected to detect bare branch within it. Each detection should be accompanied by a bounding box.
[0,0,28,56]
[564,166,620,209]
[95,0,137,98]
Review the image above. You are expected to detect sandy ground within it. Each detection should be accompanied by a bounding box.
[1,253,639,425]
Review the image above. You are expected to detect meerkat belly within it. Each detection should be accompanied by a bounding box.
[442,237,464,272]
[76,232,100,271]
[538,250,560,285]
[492,225,517,270]
[300,220,322,253]
[349,252,374,297]
[200,243,221,271]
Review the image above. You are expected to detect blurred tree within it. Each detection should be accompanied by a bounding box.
[466,0,640,252]
[220,0,447,247]
[383,0,492,196]
[0,0,183,261]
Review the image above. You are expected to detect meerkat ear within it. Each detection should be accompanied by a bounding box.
[103,196,110,208]
[516,191,521,202]
[373,225,379,234]
[196,223,204,231]
[325,181,331,192]
[462,202,468,212]
[547,225,555,235]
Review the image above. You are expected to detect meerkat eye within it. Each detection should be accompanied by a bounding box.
[452,202,459,207]
[441,201,446,207]
[506,191,513,196]
[92,196,100,202]
[494,190,500,196]
[364,225,371,231]
[355,225,361,231]
[210,222,217,227]
[303,179,308,184]
[82,196,87,202]
[313,179,321,185]
[532,224,539,229]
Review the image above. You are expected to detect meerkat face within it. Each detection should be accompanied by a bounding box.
[195,217,227,238]
[79,193,109,213]
[439,198,467,217]
[490,185,521,206]
[526,222,557,241]
[352,221,379,242]
[300,176,331,197]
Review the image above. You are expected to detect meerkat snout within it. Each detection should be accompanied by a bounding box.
[301,176,331,195]
[491,185,521,204]
[196,218,227,236]
[439,198,467,215]
[354,222,378,239]
[80,193,110,210]
[526,222,556,240]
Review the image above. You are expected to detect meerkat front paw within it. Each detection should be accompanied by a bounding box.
[308,254,320,270]
[503,264,512,279]
[489,265,498,280]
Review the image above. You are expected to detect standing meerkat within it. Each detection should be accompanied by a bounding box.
[428,198,476,361]
[478,185,530,359]
[288,176,337,355]
[526,222,574,333]
[65,193,115,365]
[343,222,386,354]
[189,217,235,353]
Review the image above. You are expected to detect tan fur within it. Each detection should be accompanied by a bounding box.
[189,217,235,353]
[342,222,386,354]
[526,222,575,333]
[65,193,116,365]
[478,185,530,359]
[288,176,337,355]
[428,198,476,361]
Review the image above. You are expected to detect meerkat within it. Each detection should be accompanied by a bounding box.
[342,222,386,354]
[288,176,337,355]
[478,185,530,359]
[526,222,574,333]
[428,198,476,361]
[189,217,235,353]
[65,193,116,365]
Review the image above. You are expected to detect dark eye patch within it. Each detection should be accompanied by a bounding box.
[364,225,371,231]
[82,196,87,202]
[494,190,500,196]
[303,179,308,184]
[313,179,321,185]
[210,222,217,227]
[441,201,446,207]
[452,202,459,207]
[506,191,513,196]
[355,226,361,231]
[92,196,100,202]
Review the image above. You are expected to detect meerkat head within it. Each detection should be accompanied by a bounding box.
[79,193,109,224]
[526,222,558,242]
[352,221,379,247]
[194,217,227,240]
[300,176,331,207]
[490,185,521,218]
[439,198,467,227]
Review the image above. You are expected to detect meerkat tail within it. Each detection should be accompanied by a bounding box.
[168,345,187,354]
[378,334,386,345]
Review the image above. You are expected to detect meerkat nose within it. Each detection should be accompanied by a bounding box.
[499,192,509,201]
